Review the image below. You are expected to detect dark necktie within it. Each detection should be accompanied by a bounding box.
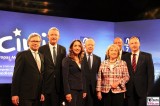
[132,54,136,72]
[88,54,91,70]
[53,47,56,65]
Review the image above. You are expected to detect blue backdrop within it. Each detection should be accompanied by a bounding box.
[0,10,159,83]
[0,10,114,83]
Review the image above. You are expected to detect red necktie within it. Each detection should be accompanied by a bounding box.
[132,54,136,72]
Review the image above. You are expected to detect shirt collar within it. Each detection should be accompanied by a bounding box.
[86,52,93,56]
[30,49,38,53]
[49,43,57,49]
[120,50,122,54]
[132,50,140,56]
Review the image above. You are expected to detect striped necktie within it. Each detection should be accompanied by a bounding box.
[132,54,136,72]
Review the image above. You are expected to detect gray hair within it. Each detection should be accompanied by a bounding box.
[27,32,41,44]
[48,27,59,34]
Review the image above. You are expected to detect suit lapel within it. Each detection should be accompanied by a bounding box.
[27,49,40,71]
[127,53,132,67]
[135,52,144,73]
[27,49,37,65]
[39,53,44,73]
[46,44,54,65]
[56,45,60,65]
[126,53,135,74]
[92,55,96,71]
[72,59,81,71]
[84,54,91,71]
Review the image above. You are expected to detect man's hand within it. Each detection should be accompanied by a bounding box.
[66,94,72,102]
[12,96,19,106]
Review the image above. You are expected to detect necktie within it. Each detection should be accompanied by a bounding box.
[88,54,91,70]
[34,52,41,72]
[53,47,56,65]
[132,54,136,72]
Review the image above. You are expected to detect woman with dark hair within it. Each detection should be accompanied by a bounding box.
[62,40,87,106]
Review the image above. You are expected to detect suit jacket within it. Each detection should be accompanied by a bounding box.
[39,44,66,94]
[122,51,154,97]
[62,57,86,95]
[83,54,101,94]
[105,51,128,60]
[11,49,44,99]
[149,77,160,96]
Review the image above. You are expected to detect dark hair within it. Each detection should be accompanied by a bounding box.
[68,40,84,63]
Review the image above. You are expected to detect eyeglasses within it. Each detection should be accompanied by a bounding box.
[30,40,41,43]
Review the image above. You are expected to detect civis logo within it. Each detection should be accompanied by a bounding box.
[0,28,47,53]
[147,97,159,106]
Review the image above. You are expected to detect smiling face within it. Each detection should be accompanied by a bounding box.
[129,37,140,53]
[108,47,119,59]
[85,39,95,54]
[28,35,41,51]
[106,44,120,60]
[48,29,60,46]
[72,41,82,55]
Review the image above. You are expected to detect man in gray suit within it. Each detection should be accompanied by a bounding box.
[83,38,101,106]
[122,36,154,106]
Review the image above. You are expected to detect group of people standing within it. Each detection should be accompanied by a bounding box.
[11,27,155,106]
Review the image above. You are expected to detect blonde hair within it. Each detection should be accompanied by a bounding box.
[85,38,95,45]
[106,44,120,59]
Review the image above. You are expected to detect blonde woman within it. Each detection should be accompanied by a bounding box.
[96,44,129,106]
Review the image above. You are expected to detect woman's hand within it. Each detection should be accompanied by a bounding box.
[83,93,87,98]
[12,96,19,106]
[40,94,45,102]
[97,92,102,100]
[111,81,120,88]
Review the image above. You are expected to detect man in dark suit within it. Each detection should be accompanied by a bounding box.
[39,27,66,106]
[105,37,127,60]
[122,36,154,106]
[11,33,45,106]
[83,38,101,106]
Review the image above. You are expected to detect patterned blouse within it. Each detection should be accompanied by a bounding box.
[96,60,129,93]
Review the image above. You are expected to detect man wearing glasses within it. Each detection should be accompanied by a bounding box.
[11,33,45,106]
